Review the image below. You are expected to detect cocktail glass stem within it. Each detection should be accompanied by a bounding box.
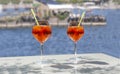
[40,44,43,67]
[74,66,77,74]
[74,42,77,65]
[73,42,78,74]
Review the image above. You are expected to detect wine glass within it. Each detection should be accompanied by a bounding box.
[67,21,84,65]
[32,20,52,67]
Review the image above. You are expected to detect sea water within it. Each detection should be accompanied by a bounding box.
[0,9,120,58]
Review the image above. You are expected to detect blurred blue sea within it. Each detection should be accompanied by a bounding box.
[0,9,120,58]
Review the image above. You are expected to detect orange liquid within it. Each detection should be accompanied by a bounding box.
[67,26,84,43]
[32,25,52,44]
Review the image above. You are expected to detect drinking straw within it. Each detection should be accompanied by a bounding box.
[31,9,39,26]
[78,11,86,27]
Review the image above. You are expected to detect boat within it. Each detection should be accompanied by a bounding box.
[67,9,106,26]
[67,14,106,26]
[83,15,106,25]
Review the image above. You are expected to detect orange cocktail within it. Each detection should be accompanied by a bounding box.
[67,21,84,64]
[32,21,52,67]
[32,25,51,44]
[67,22,84,43]
[67,26,84,43]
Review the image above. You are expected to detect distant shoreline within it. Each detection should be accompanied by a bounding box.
[100,5,120,9]
[0,3,120,11]
[0,4,32,11]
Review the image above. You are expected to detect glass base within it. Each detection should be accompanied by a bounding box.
[31,60,50,68]
[68,57,80,64]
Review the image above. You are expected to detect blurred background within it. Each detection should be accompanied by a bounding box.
[0,0,120,58]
